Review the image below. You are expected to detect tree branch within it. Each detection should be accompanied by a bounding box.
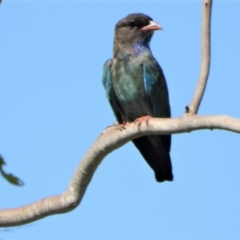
[2,0,236,229]
[0,115,240,227]
[188,0,212,114]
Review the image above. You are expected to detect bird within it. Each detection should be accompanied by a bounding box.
[102,13,173,182]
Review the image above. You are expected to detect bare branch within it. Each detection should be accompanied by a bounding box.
[0,115,240,227]
[188,0,212,114]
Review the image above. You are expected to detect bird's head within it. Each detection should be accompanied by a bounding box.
[114,13,162,54]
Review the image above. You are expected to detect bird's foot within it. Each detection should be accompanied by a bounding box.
[117,121,130,131]
[100,122,119,135]
[135,115,151,126]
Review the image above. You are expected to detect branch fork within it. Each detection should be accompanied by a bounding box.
[2,0,238,228]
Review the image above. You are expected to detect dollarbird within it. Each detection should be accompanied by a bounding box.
[102,13,173,182]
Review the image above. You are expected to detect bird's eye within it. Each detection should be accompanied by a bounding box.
[128,22,136,28]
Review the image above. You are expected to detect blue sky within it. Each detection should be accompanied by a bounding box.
[1,1,240,239]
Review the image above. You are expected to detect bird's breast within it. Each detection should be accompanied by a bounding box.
[112,58,145,102]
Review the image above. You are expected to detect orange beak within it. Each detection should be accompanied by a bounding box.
[141,20,162,31]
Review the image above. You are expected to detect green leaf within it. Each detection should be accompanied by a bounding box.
[0,155,24,186]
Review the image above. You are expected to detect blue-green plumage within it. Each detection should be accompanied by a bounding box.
[102,13,173,182]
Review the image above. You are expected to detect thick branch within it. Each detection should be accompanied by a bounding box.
[0,115,240,227]
[188,0,212,114]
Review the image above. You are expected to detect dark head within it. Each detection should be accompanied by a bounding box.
[114,13,162,52]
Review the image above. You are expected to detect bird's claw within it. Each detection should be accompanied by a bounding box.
[135,116,151,126]
[117,121,130,131]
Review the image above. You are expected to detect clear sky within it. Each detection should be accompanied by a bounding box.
[1,1,240,239]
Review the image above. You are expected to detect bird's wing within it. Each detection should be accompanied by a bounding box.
[102,59,125,123]
[142,59,171,152]
[143,58,171,118]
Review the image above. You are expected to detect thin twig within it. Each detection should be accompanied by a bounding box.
[188,0,212,114]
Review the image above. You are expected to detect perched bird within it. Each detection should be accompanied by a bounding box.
[102,13,173,182]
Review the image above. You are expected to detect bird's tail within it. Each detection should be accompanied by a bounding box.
[133,135,173,182]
